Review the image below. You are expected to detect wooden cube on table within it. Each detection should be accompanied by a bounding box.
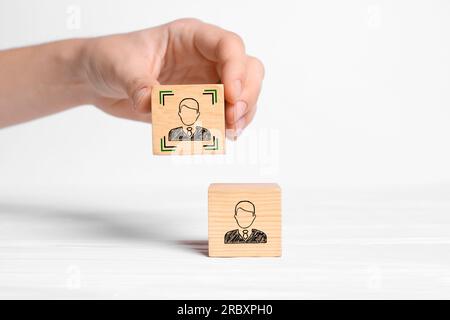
[208,183,282,257]
[151,84,225,155]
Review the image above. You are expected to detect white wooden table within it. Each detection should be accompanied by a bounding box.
[1,184,449,299]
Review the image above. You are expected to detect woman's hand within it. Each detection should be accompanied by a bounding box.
[82,18,265,138]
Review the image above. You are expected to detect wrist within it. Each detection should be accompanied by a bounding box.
[60,38,97,106]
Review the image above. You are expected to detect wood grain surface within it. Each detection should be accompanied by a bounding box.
[151,84,225,155]
[208,183,281,257]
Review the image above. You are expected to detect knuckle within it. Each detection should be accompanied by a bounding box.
[227,31,245,48]
[171,18,202,28]
[250,56,265,78]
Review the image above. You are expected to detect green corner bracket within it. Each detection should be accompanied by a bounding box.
[159,90,174,106]
[160,137,176,152]
[203,89,218,105]
[203,137,219,151]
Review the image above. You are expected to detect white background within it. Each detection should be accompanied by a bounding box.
[1,0,450,299]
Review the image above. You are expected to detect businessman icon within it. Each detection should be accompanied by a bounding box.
[224,200,267,244]
[168,98,211,141]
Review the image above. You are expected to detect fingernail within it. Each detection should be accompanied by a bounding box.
[234,117,246,139]
[234,101,247,122]
[226,128,236,140]
[133,88,147,111]
[233,80,242,100]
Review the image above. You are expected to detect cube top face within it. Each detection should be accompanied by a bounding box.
[208,183,282,257]
[151,84,225,155]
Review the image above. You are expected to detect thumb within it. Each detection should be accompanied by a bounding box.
[127,78,159,114]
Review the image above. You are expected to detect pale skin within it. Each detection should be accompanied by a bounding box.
[0,19,264,139]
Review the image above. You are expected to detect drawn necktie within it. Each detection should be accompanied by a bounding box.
[242,229,249,240]
[187,127,193,138]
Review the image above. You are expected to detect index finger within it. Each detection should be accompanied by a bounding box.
[191,20,248,104]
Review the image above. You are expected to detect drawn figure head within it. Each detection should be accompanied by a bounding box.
[234,201,256,229]
[178,98,200,126]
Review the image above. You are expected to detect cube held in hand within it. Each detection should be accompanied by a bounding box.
[151,84,225,155]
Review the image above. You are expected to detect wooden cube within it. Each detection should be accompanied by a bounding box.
[151,84,225,155]
[208,183,282,257]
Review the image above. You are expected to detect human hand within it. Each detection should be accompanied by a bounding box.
[82,18,265,139]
